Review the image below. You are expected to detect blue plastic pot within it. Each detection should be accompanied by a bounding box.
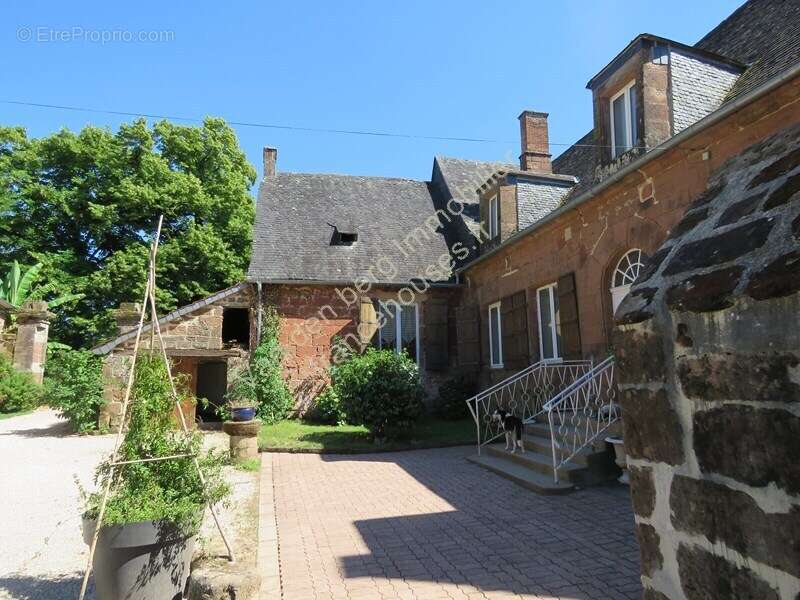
[231,406,256,422]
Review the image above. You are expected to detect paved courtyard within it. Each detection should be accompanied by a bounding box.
[262,446,641,600]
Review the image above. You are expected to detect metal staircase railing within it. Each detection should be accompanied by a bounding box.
[465,360,593,455]
[542,356,619,483]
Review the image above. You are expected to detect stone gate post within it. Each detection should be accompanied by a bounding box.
[13,300,53,384]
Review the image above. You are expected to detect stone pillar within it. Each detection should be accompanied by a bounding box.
[13,301,53,384]
[0,303,12,358]
[97,355,131,433]
[113,302,142,335]
[613,128,800,600]
[222,420,261,461]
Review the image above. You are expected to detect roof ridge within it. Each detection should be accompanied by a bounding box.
[275,171,427,183]
[695,0,753,49]
[436,155,515,165]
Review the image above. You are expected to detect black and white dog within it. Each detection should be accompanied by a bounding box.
[492,409,525,453]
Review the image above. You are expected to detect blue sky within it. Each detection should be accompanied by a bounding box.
[1,1,741,185]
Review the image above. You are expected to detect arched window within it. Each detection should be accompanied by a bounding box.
[610,249,647,313]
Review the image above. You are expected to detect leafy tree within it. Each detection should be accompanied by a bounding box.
[0,118,256,347]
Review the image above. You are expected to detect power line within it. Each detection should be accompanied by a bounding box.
[0,100,517,145]
[1,99,666,151]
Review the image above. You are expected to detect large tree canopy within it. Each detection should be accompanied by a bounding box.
[0,118,256,347]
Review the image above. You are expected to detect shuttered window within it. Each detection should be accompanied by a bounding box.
[488,302,503,368]
[557,273,582,360]
[500,290,529,371]
[358,297,379,348]
[536,284,562,361]
[456,304,481,368]
[373,300,419,364]
[423,299,448,371]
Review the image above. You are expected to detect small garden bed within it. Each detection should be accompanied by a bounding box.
[258,417,476,453]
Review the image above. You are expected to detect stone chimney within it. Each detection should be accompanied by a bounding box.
[518,111,552,172]
[263,147,278,178]
[113,302,142,335]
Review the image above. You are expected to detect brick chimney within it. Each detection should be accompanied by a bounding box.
[518,111,552,172]
[263,147,278,178]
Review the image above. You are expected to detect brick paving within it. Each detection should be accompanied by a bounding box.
[262,446,641,600]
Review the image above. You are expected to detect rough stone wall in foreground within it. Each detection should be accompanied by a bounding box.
[614,124,800,599]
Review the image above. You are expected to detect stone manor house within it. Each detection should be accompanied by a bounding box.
[94,1,800,596]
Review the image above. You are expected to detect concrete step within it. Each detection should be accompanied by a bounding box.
[485,445,584,477]
[516,436,592,466]
[467,454,574,495]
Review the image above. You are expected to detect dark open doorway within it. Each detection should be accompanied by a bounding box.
[222,308,250,348]
[196,361,227,421]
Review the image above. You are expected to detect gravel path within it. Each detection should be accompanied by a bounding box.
[0,409,115,599]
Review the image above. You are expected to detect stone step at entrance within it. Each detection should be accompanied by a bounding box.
[469,423,621,493]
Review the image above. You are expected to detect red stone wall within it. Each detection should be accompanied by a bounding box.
[461,74,800,377]
[265,284,359,413]
[263,283,459,412]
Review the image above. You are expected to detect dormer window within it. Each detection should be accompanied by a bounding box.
[610,80,638,158]
[328,223,358,246]
[488,195,499,240]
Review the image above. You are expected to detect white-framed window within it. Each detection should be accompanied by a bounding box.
[536,283,562,362]
[488,195,499,240]
[610,249,647,314]
[374,300,419,364]
[610,80,638,158]
[488,301,503,368]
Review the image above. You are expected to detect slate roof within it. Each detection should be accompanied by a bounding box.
[434,156,516,202]
[552,130,597,201]
[549,0,800,202]
[247,173,456,284]
[92,283,249,355]
[696,0,800,101]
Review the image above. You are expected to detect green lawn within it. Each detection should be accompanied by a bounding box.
[0,409,34,420]
[259,417,477,453]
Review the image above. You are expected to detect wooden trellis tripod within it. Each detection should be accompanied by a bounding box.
[78,216,235,600]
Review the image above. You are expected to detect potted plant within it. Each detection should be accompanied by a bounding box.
[82,355,229,600]
[228,398,257,422]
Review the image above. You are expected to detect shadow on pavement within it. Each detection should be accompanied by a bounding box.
[0,572,93,599]
[0,419,76,438]
[315,448,641,599]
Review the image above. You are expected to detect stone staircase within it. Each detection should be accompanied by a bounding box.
[467,418,620,494]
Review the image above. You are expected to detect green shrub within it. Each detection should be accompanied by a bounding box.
[311,384,346,425]
[435,376,477,421]
[0,353,42,413]
[335,348,424,439]
[43,346,104,433]
[84,354,229,531]
[226,306,293,424]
